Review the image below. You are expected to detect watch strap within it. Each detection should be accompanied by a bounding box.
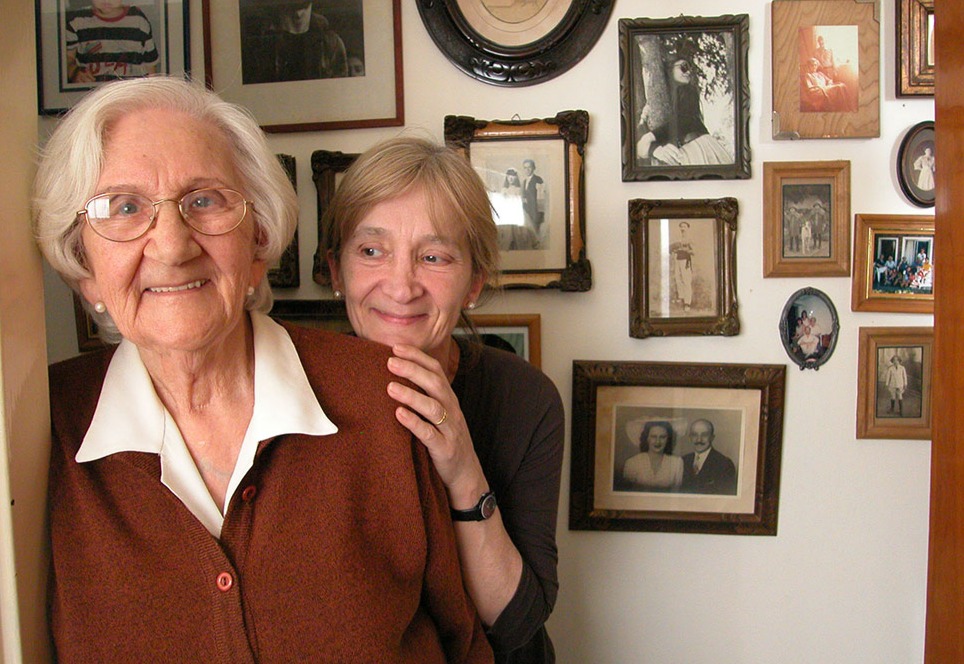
[450,491,497,522]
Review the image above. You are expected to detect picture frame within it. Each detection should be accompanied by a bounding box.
[202,0,403,133]
[445,111,592,291]
[618,14,750,182]
[856,326,934,440]
[73,293,107,352]
[415,0,614,87]
[897,0,934,96]
[771,0,880,140]
[268,154,299,288]
[36,0,190,114]
[310,150,359,287]
[269,298,352,334]
[763,160,851,277]
[569,360,786,536]
[628,198,739,338]
[852,213,935,313]
[778,286,840,371]
[460,313,542,369]
[896,121,935,208]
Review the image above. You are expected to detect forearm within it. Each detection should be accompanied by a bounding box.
[453,509,524,626]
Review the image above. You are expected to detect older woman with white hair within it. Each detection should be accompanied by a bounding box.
[34,76,491,663]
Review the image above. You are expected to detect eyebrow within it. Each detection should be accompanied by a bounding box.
[351,225,459,247]
[94,178,233,195]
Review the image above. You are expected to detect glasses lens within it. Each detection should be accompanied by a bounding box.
[85,193,153,241]
[180,188,247,235]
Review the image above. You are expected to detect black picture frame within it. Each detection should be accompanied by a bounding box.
[570,360,786,536]
[778,287,840,371]
[619,14,750,181]
[897,121,936,208]
[311,150,359,287]
[268,154,299,288]
[36,0,191,114]
[416,0,614,87]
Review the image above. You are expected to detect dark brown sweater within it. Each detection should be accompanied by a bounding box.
[47,323,493,663]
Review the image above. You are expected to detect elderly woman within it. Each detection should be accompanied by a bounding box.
[323,137,564,663]
[621,420,683,492]
[33,77,491,663]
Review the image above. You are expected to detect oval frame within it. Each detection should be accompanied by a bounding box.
[779,287,840,371]
[896,120,936,208]
[416,0,614,87]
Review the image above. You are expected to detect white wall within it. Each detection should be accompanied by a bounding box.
[42,1,934,662]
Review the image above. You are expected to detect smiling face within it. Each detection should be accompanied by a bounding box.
[78,108,265,355]
[329,187,485,366]
[689,420,715,454]
[645,425,671,454]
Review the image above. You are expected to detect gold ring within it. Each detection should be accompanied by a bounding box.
[434,409,448,427]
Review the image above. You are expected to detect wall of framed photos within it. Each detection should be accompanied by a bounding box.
[36,1,934,662]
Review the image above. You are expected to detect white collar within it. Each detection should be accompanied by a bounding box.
[77,312,338,535]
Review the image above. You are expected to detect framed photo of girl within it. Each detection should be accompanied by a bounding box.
[856,326,934,440]
[628,197,739,338]
[851,213,935,314]
[36,0,190,114]
[618,14,750,181]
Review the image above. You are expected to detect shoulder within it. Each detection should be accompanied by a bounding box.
[281,321,393,380]
[462,339,560,405]
[48,347,116,449]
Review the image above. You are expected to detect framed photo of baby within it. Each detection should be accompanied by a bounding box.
[569,360,786,536]
[619,14,750,181]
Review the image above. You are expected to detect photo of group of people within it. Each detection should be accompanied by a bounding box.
[781,182,832,259]
[798,26,859,113]
[872,235,934,295]
[474,154,552,252]
[612,409,741,496]
[780,288,838,369]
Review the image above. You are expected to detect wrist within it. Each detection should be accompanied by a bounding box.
[447,472,490,511]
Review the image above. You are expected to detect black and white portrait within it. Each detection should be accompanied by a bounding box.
[781,182,832,259]
[647,217,718,319]
[875,345,925,419]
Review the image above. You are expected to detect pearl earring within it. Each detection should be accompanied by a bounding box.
[466,302,476,310]
[247,286,255,297]
[93,302,107,314]
[333,290,343,299]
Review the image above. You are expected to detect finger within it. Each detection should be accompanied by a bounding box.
[388,381,448,426]
[387,355,451,400]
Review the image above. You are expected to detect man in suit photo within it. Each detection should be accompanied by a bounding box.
[681,418,737,495]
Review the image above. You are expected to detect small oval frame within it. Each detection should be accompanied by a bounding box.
[896,120,936,208]
[779,287,840,371]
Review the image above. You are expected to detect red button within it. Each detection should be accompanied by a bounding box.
[216,572,233,592]
[241,485,257,501]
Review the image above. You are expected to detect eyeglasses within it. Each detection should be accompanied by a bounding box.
[76,188,253,242]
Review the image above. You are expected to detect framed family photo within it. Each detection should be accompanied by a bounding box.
[897,0,934,96]
[569,360,786,536]
[897,121,935,208]
[852,214,935,313]
[416,0,614,87]
[618,14,750,181]
[202,0,403,132]
[857,326,933,440]
[771,0,880,139]
[778,287,840,371]
[628,198,739,338]
[311,149,359,287]
[444,111,591,291]
[36,0,190,114]
[763,160,851,277]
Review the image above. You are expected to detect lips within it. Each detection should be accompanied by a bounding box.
[146,279,207,293]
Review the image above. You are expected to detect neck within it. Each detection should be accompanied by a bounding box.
[433,337,461,382]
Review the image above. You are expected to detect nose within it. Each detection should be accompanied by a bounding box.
[382,254,423,302]
[142,199,202,265]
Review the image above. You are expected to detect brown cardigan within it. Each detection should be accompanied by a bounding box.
[47,322,493,663]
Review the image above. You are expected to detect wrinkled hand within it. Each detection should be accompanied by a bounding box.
[386,344,487,506]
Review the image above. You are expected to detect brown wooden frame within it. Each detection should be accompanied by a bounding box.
[857,326,934,440]
[444,111,591,291]
[771,0,880,139]
[851,213,935,313]
[763,160,851,277]
[463,313,541,369]
[897,0,934,96]
[569,360,786,536]
[628,198,739,338]
[311,150,359,287]
[267,154,299,288]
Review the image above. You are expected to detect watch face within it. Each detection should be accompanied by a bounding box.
[480,493,497,519]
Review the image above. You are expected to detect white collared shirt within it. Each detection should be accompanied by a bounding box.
[77,312,338,537]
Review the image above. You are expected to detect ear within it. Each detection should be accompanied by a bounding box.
[78,277,102,309]
[326,249,344,292]
[249,256,268,289]
[466,270,487,307]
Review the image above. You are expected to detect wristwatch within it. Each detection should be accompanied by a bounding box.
[451,491,497,522]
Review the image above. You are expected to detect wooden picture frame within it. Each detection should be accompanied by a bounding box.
[618,14,750,181]
[857,326,933,440]
[36,0,190,114]
[461,313,542,369]
[897,0,934,96]
[628,198,739,338]
[852,213,934,313]
[771,0,880,140]
[416,0,614,87]
[311,150,359,287]
[268,154,299,288]
[445,111,592,291]
[570,360,786,536]
[202,0,403,133]
[763,160,851,277]
[896,121,935,208]
[73,293,107,352]
[778,287,840,371]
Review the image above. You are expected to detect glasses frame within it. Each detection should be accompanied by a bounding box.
[76,187,253,242]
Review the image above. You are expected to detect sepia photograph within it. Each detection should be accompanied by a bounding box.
[648,218,717,319]
[897,121,936,208]
[798,25,859,113]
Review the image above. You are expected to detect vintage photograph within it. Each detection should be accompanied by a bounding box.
[852,214,935,313]
[570,360,786,536]
[897,121,936,208]
[799,26,859,113]
[781,182,832,258]
[629,198,739,338]
[444,111,591,291]
[778,287,840,371]
[871,234,933,296]
[898,0,935,96]
[857,327,934,440]
[37,0,189,113]
[619,14,750,181]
